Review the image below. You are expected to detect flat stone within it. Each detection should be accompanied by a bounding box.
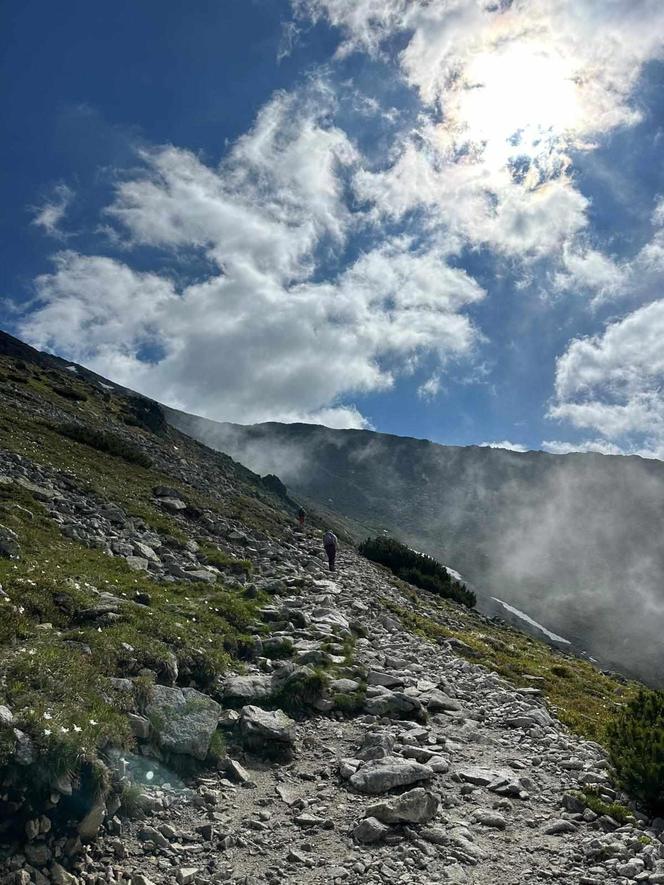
[543,819,579,835]
[458,766,514,787]
[472,810,507,829]
[349,756,434,794]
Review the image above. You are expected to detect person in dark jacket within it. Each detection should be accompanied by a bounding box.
[297,506,306,527]
[323,530,337,571]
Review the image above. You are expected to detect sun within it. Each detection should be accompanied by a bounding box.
[448,42,582,169]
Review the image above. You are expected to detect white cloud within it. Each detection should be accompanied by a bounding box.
[418,374,441,400]
[480,440,528,452]
[32,185,74,238]
[549,298,664,457]
[300,0,664,276]
[20,86,485,428]
[542,439,627,456]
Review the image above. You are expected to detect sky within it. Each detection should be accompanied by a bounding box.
[2,0,664,457]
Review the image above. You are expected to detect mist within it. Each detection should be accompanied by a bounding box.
[165,408,664,686]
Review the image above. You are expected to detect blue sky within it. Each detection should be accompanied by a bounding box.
[2,1,664,456]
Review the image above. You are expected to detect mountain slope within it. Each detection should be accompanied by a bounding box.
[164,414,664,687]
[0,330,661,885]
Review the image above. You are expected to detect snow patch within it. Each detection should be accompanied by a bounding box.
[491,597,571,645]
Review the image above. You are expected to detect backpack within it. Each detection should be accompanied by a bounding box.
[323,531,337,547]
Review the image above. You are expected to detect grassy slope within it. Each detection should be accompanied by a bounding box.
[0,357,283,793]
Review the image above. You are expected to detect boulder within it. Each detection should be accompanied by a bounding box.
[223,673,273,703]
[349,756,434,794]
[353,816,390,844]
[145,685,221,760]
[366,787,439,824]
[364,689,424,720]
[126,555,149,572]
[239,705,296,752]
[421,688,462,712]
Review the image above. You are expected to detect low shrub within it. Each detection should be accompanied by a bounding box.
[50,384,87,402]
[54,423,152,468]
[358,536,476,607]
[606,689,664,816]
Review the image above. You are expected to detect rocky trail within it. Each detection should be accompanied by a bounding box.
[8,530,661,885]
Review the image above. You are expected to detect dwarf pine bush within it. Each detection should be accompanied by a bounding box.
[358,536,476,608]
[607,689,664,816]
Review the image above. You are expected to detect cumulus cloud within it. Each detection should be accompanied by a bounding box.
[21,86,485,427]
[32,184,74,238]
[548,298,664,457]
[300,0,664,278]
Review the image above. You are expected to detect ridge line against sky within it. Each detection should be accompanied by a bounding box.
[1,0,664,457]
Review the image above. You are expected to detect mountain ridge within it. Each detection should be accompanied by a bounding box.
[164,410,664,688]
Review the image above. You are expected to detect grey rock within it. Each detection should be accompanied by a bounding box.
[145,685,221,760]
[78,798,106,841]
[223,673,273,703]
[349,756,434,794]
[0,704,13,726]
[353,816,390,844]
[458,766,514,787]
[472,809,507,829]
[364,689,424,720]
[366,787,439,824]
[421,688,462,712]
[542,819,578,835]
[330,678,361,693]
[159,497,187,512]
[239,705,296,748]
[50,863,77,885]
[125,555,149,571]
[128,713,150,739]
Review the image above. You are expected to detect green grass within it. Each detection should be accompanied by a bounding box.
[199,542,252,575]
[574,788,633,824]
[383,589,640,744]
[0,457,267,809]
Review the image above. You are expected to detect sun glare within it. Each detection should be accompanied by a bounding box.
[451,43,582,168]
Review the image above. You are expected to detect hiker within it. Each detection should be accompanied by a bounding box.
[297,506,306,527]
[323,529,337,572]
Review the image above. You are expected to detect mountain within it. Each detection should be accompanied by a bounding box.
[0,329,655,885]
[164,412,664,687]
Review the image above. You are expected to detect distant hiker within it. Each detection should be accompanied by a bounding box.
[323,530,337,572]
[297,506,306,527]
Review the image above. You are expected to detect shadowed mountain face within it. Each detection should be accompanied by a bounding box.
[165,412,664,687]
